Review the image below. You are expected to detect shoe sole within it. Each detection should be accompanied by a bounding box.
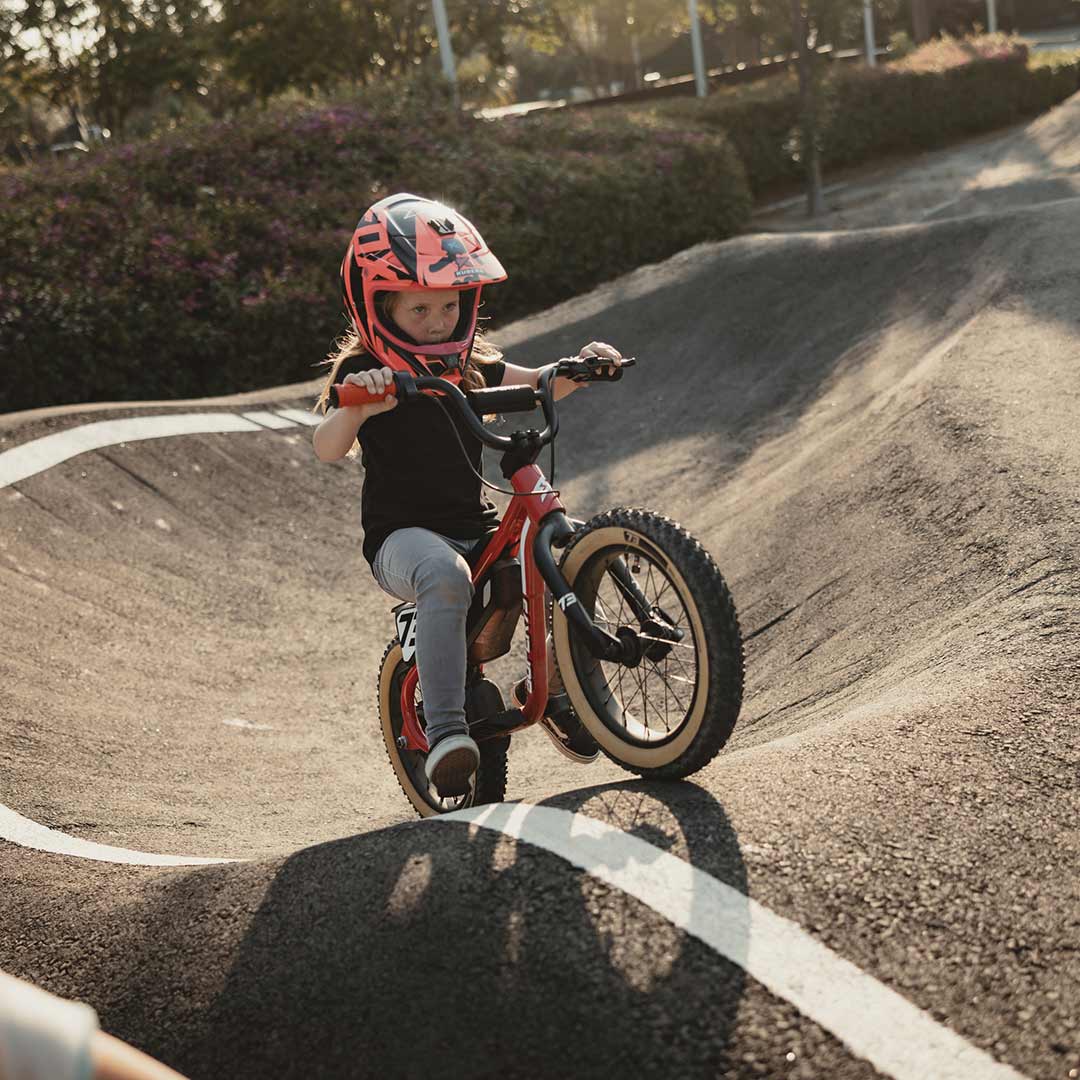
[539,718,600,765]
[514,682,599,765]
[428,745,479,798]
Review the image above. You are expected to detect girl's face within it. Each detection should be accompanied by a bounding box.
[388,289,461,344]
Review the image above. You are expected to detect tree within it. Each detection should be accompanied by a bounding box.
[734,0,901,216]
[218,0,367,99]
[85,0,216,135]
[3,0,98,138]
[911,0,936,41]
[510,0,697,96]
[790,0,825,216]
[217,0,519,101]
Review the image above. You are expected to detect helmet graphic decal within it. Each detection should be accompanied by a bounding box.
[417,216,486,284]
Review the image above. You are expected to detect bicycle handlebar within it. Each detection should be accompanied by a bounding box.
[328,356,635,454]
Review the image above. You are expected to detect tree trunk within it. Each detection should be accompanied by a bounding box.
[912,0,933,43]
[791,0,826,218]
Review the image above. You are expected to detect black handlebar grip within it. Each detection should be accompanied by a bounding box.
[467,384,539,416]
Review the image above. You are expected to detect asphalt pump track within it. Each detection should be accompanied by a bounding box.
[1,95,1078,1079]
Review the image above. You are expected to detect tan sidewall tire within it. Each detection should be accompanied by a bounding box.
[552,524,710,769]
[378,643,438,819]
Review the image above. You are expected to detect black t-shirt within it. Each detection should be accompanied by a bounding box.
[335,355,507,568]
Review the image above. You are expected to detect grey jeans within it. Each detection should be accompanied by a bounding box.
[372,526,560,746]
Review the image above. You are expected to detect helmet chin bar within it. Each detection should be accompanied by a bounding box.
[381,335,465,379]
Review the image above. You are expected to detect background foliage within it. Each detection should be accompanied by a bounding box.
[652,36,1080,192]
[6,0,1076,156]
[0,79,750,412]
[2,18,1079,413]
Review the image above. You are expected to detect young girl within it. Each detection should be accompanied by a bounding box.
[313,192,622,799]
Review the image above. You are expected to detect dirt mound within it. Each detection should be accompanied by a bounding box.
[498,197,1080,753]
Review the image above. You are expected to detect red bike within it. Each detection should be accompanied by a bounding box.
[329,357,744,818]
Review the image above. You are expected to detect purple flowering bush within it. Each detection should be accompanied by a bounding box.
[0,87,748,412]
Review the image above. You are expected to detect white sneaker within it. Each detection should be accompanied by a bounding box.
[425,731,480,798]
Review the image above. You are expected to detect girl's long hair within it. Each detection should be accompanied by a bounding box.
[314,324,503,414]
[313,291,505,455]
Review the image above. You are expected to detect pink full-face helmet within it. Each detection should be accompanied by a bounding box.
[341,192,507,382]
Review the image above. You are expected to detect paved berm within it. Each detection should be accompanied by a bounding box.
[1,94,1078,1079]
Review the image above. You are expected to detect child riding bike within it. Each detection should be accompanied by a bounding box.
[313,192,622,799]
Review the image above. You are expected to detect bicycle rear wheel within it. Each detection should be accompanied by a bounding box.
[378,640,509,818]
[552,508,743,779]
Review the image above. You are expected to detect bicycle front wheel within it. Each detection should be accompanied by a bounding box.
[552,508,743,779]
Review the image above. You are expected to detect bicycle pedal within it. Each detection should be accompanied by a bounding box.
[469,707,525,741]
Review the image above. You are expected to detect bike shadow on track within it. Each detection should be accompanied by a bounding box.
[105,780,748,1080]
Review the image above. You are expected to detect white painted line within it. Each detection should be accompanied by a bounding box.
[0,804,235,867]
[222,718,274,731]
[921,196,962,220]
[240,411,298,430]
[0,413,262,490]
[446,803,1028,1080]
[274,408,321,427]
[0,793,1035,1077]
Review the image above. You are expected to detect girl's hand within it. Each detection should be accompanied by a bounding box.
[573,341,623,387]
[343,366,398,415]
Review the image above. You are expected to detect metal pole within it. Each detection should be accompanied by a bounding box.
[986,0,997,33]
[431,0,459,107]
[689,0,707,97]
[863,0,877,67]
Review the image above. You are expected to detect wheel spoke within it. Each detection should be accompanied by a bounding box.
[633,632,697,651]
[650,671,688,716]
[638,674,669,735]
[645,560,660,612]
[573,537,708,746]
[614,663,644,714]
[669,641,699,687]
[656,671,694,687]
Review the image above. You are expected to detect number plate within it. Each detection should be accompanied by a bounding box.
[394,605,418,663]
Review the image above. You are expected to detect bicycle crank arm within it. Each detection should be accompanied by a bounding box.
[534,515,637,664]
[469,707,529,741]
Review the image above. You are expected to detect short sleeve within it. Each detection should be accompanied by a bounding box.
[0,971,100,1080]
[479,360,505,388]
[334,354,378,384]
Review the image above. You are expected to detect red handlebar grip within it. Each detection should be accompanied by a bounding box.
[329,382,398,409]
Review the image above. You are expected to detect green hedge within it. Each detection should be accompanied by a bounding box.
[653,52,1080,194]
[0,90,749,413]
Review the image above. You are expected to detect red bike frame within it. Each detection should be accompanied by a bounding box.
[397,462,563,754]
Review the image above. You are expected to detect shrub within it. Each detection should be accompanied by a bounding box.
[647,42,1080,195]
[0,86,749,412]
[893,32,1029,72]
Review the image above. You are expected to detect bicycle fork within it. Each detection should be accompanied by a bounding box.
[534,512,683,667]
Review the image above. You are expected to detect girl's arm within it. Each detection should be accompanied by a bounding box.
[501,341,623,400]
[312,366,397,461]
